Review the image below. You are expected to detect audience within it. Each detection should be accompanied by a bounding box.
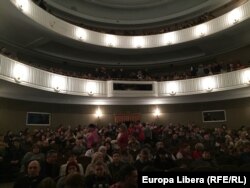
[1,47,247,82]
[0,1,249,186]
[1,120,250,186]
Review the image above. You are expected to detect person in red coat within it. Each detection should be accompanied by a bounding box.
[117,124,129,151]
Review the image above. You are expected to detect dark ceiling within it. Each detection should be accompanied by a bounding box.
[43,0,232,30]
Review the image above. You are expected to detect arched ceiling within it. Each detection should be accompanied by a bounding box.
[44,0,231,30]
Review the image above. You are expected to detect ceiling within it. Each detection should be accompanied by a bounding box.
[43,0,231,30]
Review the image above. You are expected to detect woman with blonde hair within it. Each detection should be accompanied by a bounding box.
[85,151,110,176]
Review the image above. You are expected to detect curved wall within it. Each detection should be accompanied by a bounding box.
[1,97,250,134]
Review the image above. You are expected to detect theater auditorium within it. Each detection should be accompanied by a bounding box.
[0,0,250,187]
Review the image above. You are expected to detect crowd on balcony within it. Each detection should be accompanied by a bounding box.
[0,47,247,82]
[0,120,250,187]
[32,0,246,36]
[45,61,246,81]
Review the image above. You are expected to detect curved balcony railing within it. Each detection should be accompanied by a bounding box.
[1,54,250,98]
[11,0,250,49]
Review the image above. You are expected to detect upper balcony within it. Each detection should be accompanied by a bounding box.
[0,0,249,67]
[1,54,250,105]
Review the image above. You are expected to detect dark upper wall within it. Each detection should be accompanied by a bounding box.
[0,97,250,135]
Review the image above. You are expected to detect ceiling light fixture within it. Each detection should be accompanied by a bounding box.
[153,108,161,118]
[13,64,28,83]
[202,77,215,92]
[86,82,97,96]
[195,24,208,38]
[242,70,250,84]
[228,8,243,25]
[163,32,176,45]
[167,82,178,96]
[16,0,30,12]
[52,75,66,92]
[105,35,117,47]
[95,108,103,118]
[75,28,87,41]
[132,37,145,48]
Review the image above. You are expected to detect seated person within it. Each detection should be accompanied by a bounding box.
[85,151,110,176]
[57,161,81,188]
[41,150,60,180]
[20,144,45,173]
[110,164,138,188]
[108,151,126,182]
[84,160,112,188]
[134,148,153,172]
[59,152,84,176]
[64,173,85,188]
[14,159,43,188]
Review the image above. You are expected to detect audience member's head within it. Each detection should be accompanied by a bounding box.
[117,164,138,188]
[66,152,78,163]
[66,161,80,175]
[27,160,41,177]
[98,146,107,155]
[93,160,107,177]
[37,177,56,188]
[64,173,85,188]
[112,151,121,164]
[139,148,150,162]
[32,144,40,154]
[46,150,58,164]
[92,151,104,163]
